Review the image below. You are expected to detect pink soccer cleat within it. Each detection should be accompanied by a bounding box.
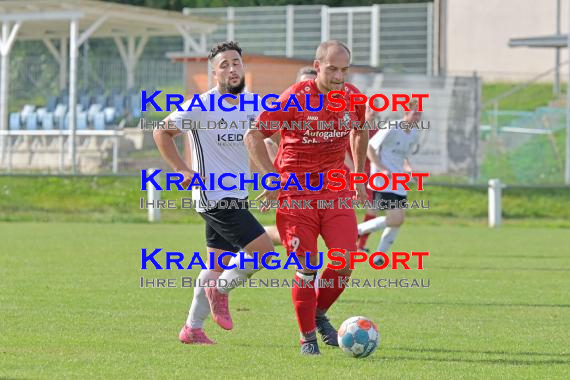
[179,325,215,345]
[205,287,234,330]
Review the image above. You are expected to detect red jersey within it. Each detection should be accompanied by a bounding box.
[255,79,365,199]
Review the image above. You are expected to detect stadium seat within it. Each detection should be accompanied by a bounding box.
[80,94,91,110]
[26,112,39,130]
[36,107,47,121]
[46,96,58,112]
[42,113,55,130]
[77,112,88,130]
[112,94,126,115]
[93,111,106,130]
[103,107,117,124]
[21,104,36,123]
[9,113,21,130]
[87,104,103,122]
[54,104,67,121]
[63,112,88,130]
[95,95,107,107]
[129,94,141,118]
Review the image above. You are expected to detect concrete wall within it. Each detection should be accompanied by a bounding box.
[446,0,569,82]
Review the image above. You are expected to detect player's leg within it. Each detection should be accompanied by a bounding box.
[357,191,387,236]
[264,137,279,162]
[373,193,407,265]
[357,187,379,251]
[318,200,359,347]
[277,205,321,355]
[201,201,274,330]
[180,223,236,344]
[215,207,274,293]
[264,225,282,246]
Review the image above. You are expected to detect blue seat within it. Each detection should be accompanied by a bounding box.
[36,107,47,120]
[112,94,125,114]
[77,112,88,130]
[47,96,58,112]
[103,107,116,124]
[9,113,21,130]
[80,94,91,110]
[93,111,106,130]
[54,104,67,121]
[87,104,102,123]
[21,104,36,123]
[42,113,55,130]
[63,113,87,130]
[130,94,141,118]
[26,112,39,130]
[95,95,107,107]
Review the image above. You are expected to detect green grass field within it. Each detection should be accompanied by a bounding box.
[1,222,569,379]
[1,176,569,227]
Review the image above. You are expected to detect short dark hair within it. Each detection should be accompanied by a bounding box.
[208,41,242,62]
[297,66,317,78]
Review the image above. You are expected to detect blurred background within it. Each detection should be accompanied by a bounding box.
[0,0,568,226]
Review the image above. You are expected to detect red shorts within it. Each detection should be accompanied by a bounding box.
[276,196,358,256]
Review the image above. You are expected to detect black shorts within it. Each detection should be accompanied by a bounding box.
[199,197,266,252]
[372,191,408,210]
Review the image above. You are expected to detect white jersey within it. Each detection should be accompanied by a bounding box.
[368,120,418,196]
[171,87,261,212]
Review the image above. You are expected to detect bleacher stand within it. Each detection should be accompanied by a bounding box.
[7,89,140,131]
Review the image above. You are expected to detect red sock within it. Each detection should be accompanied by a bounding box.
[357,214,375,249]
[291,274,317,339]
[316,268,350,313]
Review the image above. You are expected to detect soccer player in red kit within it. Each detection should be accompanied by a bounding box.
[245,40,368,355]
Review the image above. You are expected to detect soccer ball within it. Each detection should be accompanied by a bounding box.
[338,316,380,358]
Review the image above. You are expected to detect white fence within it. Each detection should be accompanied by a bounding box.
[185,3,437,74]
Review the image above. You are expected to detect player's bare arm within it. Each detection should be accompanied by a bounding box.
[245,129,280,209]
[344,152,355,172]
[350,127,369,203]
[404,158,413,174]
[153,116,200,188]
[367,144,386,174]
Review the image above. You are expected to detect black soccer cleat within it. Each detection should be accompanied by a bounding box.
[373,254,385,266]
[316,314,339,347]
[300,339,321,355]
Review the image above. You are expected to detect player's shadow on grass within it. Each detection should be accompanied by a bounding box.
[341,299,570,308]
[393,347,570,358]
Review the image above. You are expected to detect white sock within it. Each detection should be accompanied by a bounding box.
[186,269,221,328]
[377,227,400,253]
[358,216,387,235]
[217,253,259,294]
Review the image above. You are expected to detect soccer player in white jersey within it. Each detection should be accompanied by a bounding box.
[357,98,422,265]
[154,41,275,344]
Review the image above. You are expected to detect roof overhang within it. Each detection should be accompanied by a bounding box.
[0,0,220,41]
